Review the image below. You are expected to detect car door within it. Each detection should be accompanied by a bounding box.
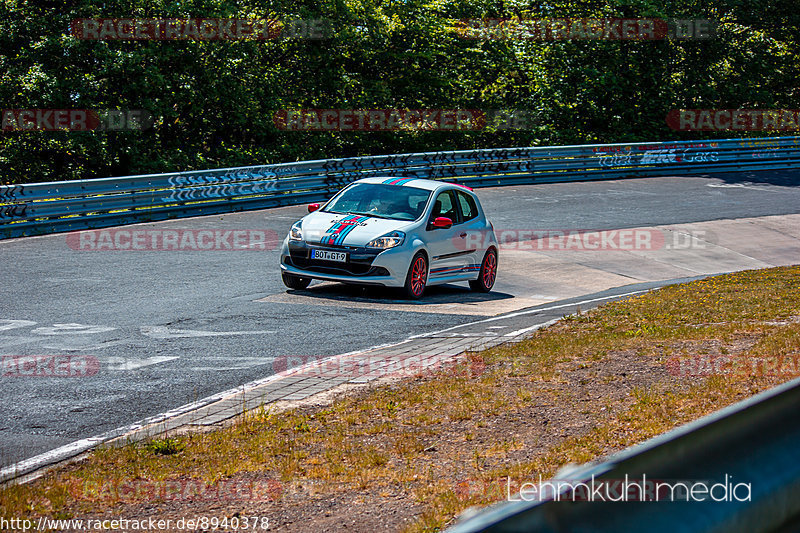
[425,189,469,279]
[454,189,485,272]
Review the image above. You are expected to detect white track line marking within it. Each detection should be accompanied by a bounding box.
[408,289,650,338]
[140,326,275,339]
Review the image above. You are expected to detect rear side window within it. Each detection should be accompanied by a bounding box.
[457,191,478,221]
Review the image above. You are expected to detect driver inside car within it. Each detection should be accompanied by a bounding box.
[370,196,409,216]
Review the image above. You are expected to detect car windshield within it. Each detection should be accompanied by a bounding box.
[323,183,432,221]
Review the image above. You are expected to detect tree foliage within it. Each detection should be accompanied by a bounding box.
[1,0,798,183]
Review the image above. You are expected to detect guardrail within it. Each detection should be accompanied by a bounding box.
[2,136,799,239]
[446,375,800,533]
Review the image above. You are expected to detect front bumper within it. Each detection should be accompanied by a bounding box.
[280,240,408,287]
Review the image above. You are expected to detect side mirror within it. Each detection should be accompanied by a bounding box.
[432,216,453,229]
[308,203,320,213]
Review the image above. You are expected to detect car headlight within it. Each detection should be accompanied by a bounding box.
[289,221,303,241]
[366,231,405,250]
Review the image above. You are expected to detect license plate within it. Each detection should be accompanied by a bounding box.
[311,249,347,262]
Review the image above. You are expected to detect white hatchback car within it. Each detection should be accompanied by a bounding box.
[279,177,499,298]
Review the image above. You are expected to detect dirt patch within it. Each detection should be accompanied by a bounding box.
[50,336,748,532]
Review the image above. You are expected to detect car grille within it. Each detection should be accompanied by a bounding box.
[287,243,389,277]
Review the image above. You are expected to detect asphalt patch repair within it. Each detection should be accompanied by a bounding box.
[2,266,800,532]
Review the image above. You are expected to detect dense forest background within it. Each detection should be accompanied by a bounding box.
[1,0,798,183]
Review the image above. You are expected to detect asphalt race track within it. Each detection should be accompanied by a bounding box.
[1,171,799,468]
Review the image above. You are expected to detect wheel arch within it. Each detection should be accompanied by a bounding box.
[410,243,429,264]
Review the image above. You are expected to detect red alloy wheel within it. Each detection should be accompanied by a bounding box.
[482,251,497,287]
[410,256,427,296]
[470,249,497,293]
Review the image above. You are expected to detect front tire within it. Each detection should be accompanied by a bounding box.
[403,252,428,299]
[470,249,497,293]
[282,272,311,290]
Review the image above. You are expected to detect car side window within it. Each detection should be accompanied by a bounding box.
[431,191,459,223]
[457,191,478,222]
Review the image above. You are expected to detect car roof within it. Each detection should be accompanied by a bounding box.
[355,176,469,193]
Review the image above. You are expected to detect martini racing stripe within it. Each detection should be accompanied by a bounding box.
[321,215,370,246]
[320,215,355,245]
[430,264,481,276]
[333,216,366,245]
[382,177,417,186]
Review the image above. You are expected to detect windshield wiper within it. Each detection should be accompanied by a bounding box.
[348,211,394,220]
